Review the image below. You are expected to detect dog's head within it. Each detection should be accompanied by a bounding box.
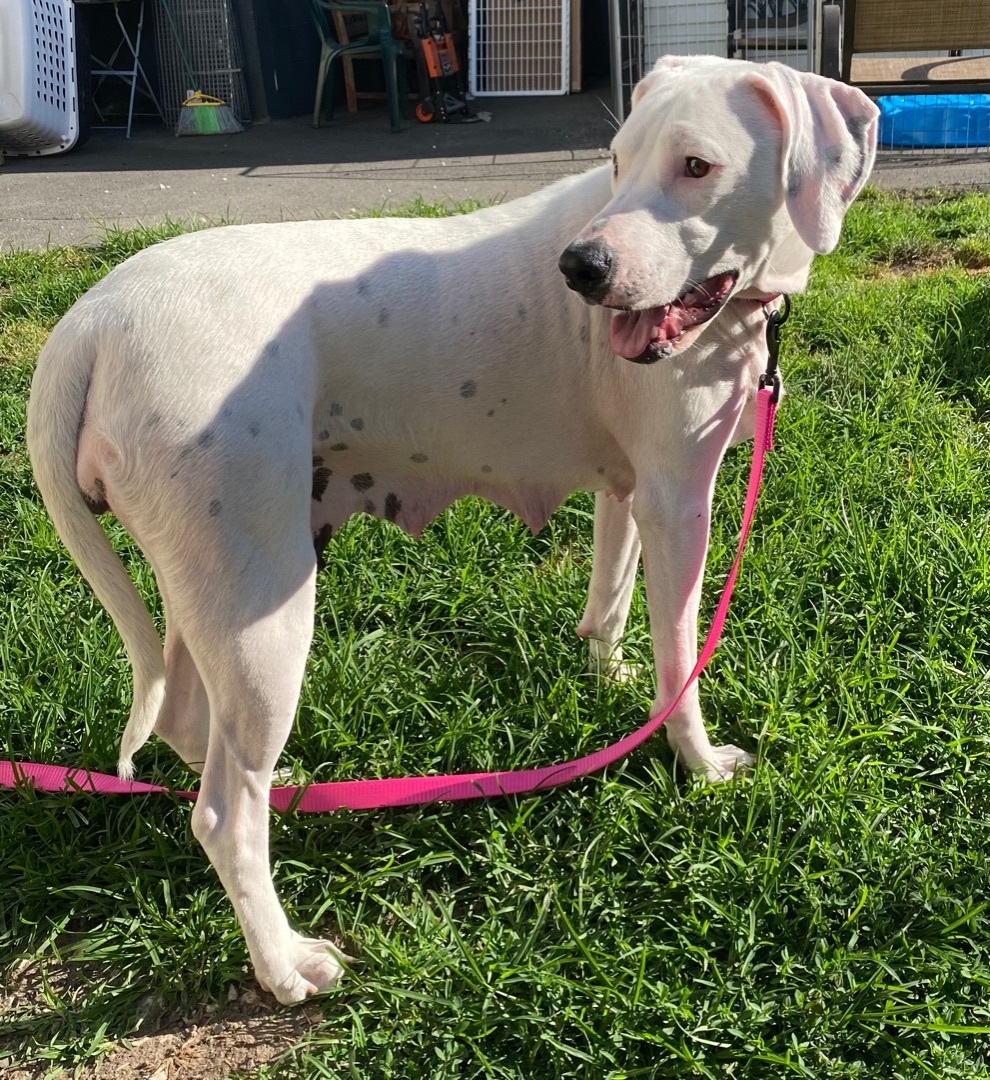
[558,55,878,363]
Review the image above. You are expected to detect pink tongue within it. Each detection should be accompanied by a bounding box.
[609,306,669,359]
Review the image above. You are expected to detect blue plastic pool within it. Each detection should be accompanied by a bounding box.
[877,94,990,149]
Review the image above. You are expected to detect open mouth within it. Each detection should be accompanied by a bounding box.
[608,271,739,364]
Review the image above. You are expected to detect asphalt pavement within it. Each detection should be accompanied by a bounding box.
[1,93,987,251]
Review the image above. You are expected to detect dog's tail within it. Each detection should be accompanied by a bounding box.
[27,322,166,781]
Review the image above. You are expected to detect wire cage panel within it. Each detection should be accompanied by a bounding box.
[0,0,78,154]
[644,0,728,68]
[153,0,250,126]
[469,0,570,95]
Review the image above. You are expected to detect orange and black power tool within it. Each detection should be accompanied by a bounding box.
[413,1,478,123]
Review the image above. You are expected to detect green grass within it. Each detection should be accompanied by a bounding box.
[1,192,988,1078]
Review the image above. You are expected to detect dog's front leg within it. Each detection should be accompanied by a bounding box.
[632,483,754,783]
[577,490,641,681]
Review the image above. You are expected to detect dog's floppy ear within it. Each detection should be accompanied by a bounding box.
[747,64,878,253]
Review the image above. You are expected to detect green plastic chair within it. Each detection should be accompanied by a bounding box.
[309,0,405,133]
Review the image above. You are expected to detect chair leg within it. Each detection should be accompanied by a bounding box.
[313,46,331,127]
[381,48,402,133]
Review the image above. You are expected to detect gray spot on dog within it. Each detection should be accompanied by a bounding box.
[517,305,527,320]
[452,314,460,325]
[460,380,477,398]
[597,466,606,475]
[787,167,803,198]
[350,417,364,431]
[487,409,495,417]
[317,428,330,441]
[352,473,374,492]
[501,398,507,404]
[314,523,333,569]
[146,412,161,427]
[330,443,348,452]
[209,499,223,517]
[295,404,305,422]
[378,308,389,327]
[248,421,261,437]
[384,492,402,522]
[481,465,492,474]
[330,402,343,417]
[357,277,371,296]
[198,430,215,449]
[411,453,428,463]
[579,324,590,343]
[221,407,233,418]
[590,218,608,233]
[264,341,280,358]
[364,498,376,514]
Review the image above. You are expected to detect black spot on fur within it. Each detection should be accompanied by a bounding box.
[597,466,606,475]
[579,324,590,343]
[378,308,389,326]
[364,499,376,514]
[197,430,215,449]
[384,492,402,522]
[209,499,223,517]
[460,380,477,398]
[248,421,261,437]
[312,467,332,501]
[314,523,333,569]
[517,305,527,320]
[330,443,348,452]
[352,472,374,492]
[357,277,371,296]
[481,465,492,474]
[487,409,495,417]
[411,453,428,463]
[317,428,330,441]
[146,412,161,427]
[330,402,343,417]
[501,398,507,404]
[313,455,324,467]
[221,407,233,418]
[350,417,364,431]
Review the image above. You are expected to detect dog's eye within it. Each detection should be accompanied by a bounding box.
[684,157,712,178]
[611,152,618,179]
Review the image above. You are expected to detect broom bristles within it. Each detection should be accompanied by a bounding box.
[176,93,244,136]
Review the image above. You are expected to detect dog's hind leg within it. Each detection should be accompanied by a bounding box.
[153,630,211,773]
[577,491,641,681]
[181,545,348,1005]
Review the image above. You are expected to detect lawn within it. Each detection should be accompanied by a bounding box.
[0,189,988,1079]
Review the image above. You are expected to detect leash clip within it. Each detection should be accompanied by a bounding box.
[759,292,789,404]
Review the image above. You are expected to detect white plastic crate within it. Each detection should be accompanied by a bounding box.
[0,0,78,155]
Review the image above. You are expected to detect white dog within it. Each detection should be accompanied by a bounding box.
[27,57,877,1004]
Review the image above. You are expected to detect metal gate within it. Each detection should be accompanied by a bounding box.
[469,0,570,95]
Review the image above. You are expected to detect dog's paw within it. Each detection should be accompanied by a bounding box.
[696,744,754,784]
[586,640,641,683]
[257,933,351,1006]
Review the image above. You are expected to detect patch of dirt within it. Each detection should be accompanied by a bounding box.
[0,962,319,1080]
[873,251,990,277]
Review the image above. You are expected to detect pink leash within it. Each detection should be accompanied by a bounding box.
[0,304,785,813]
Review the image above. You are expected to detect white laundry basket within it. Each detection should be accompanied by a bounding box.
[0,0,79,155]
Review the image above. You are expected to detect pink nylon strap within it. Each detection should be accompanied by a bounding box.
[1,389,777,813]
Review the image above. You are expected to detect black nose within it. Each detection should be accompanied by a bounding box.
[558,239,616,300]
